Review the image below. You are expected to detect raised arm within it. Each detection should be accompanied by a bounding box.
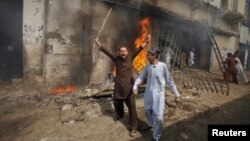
[95,38,116,61]
[99,46,116,61]
[132,46,144,59]
[132,35,151,59]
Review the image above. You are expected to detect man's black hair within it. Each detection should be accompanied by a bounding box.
[147,48,160,59]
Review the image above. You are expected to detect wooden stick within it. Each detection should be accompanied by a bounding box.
[93,8,112,63]
[97,8,112,38]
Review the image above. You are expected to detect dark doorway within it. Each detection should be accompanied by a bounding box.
[157,18,212,71]
[0,0,23,82]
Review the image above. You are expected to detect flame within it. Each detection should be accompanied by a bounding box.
[133,17,150,73]
[49,85,76,95]
[112,67,116,77]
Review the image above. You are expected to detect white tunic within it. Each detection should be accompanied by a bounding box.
[133,62,180,112]
[188,51,195,66]
[235,57,248,83]
[235,57,243,70]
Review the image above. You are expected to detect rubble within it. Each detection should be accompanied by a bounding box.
[0,70,249,141]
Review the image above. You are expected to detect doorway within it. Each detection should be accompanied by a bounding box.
[0,0,23,82]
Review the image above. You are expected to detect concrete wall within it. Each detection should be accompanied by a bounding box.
[23,0,46,90]
[237,0,246,15]
[23,0,94,89]
[210,34,236,72]
[239,24,250,69]
[201,0,221,8]
[157,0,191,18]
[227,0,234,11]
[223,0,246,14]
[240,24,249,44]
[44,0,88,87]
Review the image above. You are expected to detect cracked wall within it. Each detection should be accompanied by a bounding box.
[23,0,45,90]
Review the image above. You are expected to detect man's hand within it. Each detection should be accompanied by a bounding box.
[133,89,138,96]
[146,34,151,43]
[94,38,102,48]
[175,96,180,105]
[141,34,151,48]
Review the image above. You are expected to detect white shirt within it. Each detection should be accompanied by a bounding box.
[133,61,180,112]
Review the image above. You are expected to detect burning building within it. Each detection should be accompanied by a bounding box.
[0,0,249,93]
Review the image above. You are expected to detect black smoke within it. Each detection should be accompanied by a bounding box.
[0,0,23,81]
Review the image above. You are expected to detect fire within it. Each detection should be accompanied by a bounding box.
[49,85,76,95]
[112,67,116,77]
[133,17,150,73]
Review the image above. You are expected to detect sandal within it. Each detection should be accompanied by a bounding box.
[141,125,153,131]
[129,130,137,137]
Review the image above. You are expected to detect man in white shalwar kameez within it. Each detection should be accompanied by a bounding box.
[188,48,195,67]
[234,51,249,83]
[133,48,180,141]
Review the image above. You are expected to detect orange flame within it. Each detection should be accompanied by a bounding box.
[49,85,76,95]
[112,67,116,77]
[133,17,150,73]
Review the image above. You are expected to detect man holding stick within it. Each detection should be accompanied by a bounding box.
[94,36,150,137]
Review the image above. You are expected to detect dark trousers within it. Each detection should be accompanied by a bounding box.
[114,94,138,130]
[224,72,238,84]
[232,73,238,84]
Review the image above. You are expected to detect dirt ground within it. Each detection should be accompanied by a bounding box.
[0,70,250,141]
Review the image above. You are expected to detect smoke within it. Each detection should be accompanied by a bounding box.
[0,0,23,80]
[98,1,151,49]
[0,0,22,49]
